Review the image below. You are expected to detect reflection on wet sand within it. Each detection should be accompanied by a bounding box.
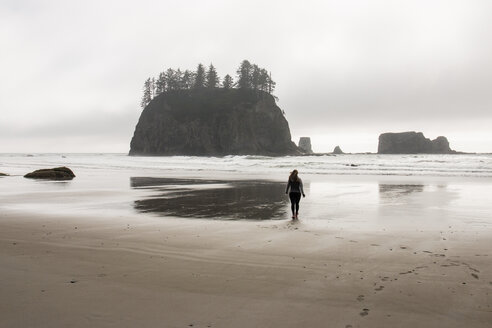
[378,183,455,210]
[378,184,425,197]
[130,177,288,220]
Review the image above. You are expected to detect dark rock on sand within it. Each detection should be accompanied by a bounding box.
[24,167,75,180]
[298,137,313,154]
[130,88,300,156]
[333,145,344,154]
[378,131,456,154]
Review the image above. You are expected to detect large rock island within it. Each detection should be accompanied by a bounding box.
[130,88,300,156]
[378,131,456,154]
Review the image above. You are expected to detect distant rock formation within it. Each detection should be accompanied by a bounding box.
[130,88,300,156]
[333,146,344,154]
[378,131,455,154]
[24,167,75,180]
[0,173,8,177]
[298,137,313,154]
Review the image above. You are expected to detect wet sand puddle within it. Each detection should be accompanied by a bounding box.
[130,177,288,220]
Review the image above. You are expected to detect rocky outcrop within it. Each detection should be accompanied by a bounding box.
[24,167,75,180]
[333,146,344,154]
[130,88,300,156]
[378,131,455,154]
[298,137,313,154]
[0,173,8,177]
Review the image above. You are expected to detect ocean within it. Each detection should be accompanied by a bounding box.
[1,153,492,178]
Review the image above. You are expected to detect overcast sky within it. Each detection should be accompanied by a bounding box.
[1,0,492,153]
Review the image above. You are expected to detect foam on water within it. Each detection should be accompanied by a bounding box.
[1,153,492,178]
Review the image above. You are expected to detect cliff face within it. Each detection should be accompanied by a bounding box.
[129,88,300,156]
[378,131,455,154]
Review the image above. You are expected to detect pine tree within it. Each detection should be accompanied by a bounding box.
[155,72,166,95]
[150,77,156,98]
[236,59,252,89]
[165,68,178,90]
[175,69,183,89]
[140,77,153,109]
[258,68,269,92]
[251,64,261,91]
[222,74,234,89]
[194,63,205,88]
[205,64,219,88]
[182,70,194,89]
[267,71,276,94]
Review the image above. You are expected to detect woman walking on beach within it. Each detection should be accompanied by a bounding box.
[286,169,305,219]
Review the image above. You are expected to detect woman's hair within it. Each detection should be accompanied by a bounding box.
[289,169,298,182]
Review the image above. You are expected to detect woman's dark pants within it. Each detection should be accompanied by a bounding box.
[289,192,301,215]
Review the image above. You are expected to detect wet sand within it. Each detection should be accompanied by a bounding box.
[131,178,288,220]
[0,176,491,327]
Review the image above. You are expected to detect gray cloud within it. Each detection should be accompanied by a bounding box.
[0,108,138,138]
[1,0,492,152]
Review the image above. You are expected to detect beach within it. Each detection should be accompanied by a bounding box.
[0,154,491,327]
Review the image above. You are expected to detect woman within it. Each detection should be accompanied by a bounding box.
[285,169,305,219]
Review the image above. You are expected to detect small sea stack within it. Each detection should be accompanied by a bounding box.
[298,137,313,154]
[333,146,344,154]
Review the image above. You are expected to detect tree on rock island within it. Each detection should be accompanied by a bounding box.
[205,64,220,88]
[140,78,154,109]
[154,72,166,97]
[181,70,194,89]
[236,59,252,89]
[194,63,206,88]
[139,60,277,109]
[222,74,234,89]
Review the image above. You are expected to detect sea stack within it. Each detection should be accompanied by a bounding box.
[129,88,300,156]
[378,131,455,154]
[298,137,313,154]
[333,146,344,154]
